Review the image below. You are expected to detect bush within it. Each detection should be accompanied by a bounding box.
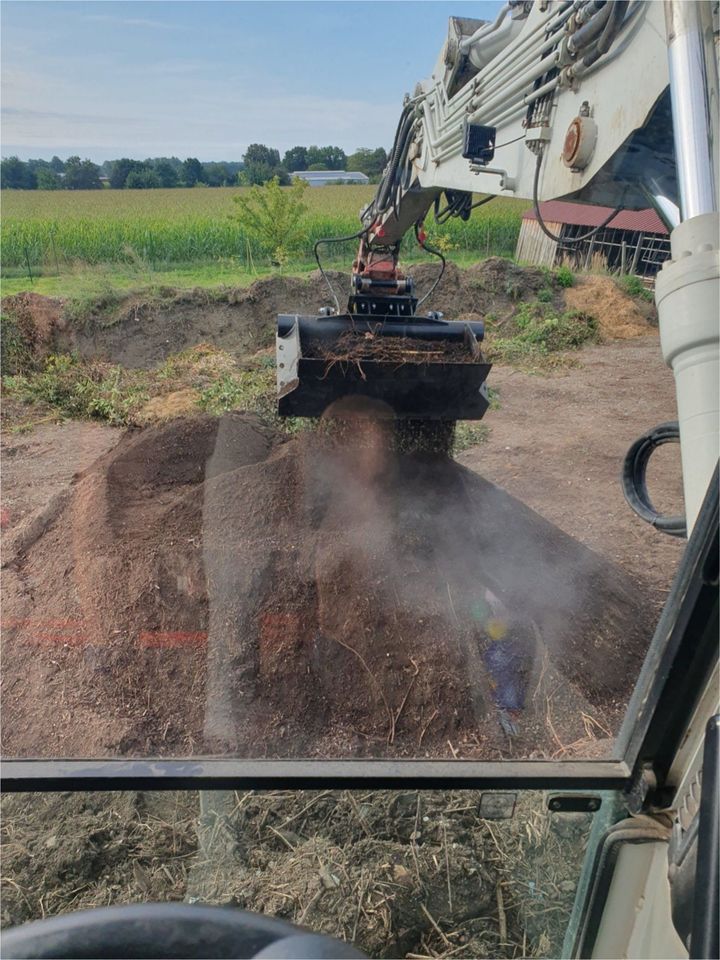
[618,274,654,302]
[197,370,273,416]
[488,310,599,365]
[554,264,575,288]
[230,177,308,265]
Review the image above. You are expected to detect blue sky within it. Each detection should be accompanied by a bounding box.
[2,1,504,162]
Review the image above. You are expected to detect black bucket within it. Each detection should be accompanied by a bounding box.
[276,313,492,420]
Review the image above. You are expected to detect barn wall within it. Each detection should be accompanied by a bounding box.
[515,220,559,267]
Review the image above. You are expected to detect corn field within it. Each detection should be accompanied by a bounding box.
[1,186,526,271]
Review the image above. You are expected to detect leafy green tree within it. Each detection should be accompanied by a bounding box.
[283,146,308,172]
[36,167,62,189]
[306,145,346,170]
[241,144,284,185]
[49,155,65,173]
[230,176,308,265]
[347,147,388,177]
[153,160,179,187]
[203,162,232,187]
[243,144,281,168]
[63,157,102,189]
[182,157,205,186]
[110,158,144,189]
[1,156,36,189]
[242,162,272,185]
[125,167,162,189]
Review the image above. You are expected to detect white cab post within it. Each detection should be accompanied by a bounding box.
[658,0,720,532]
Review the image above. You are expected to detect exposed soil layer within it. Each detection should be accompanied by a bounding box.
[0,260,655,370]
[3,405,657,761]
[1,789,592,959]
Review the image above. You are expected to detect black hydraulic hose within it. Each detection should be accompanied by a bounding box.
[532,151,623,244]
[414,222,447,309]
[434,192,496,225]
[313,226,370,314]
[622,421,687,538]
[374,106,415,216]
[582,0,629,68]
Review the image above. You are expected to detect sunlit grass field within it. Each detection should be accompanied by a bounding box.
[2,186,527,276]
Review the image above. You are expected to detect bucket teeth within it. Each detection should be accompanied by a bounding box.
[276,313,492,420]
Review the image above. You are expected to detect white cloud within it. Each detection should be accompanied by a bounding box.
[82,14,183,30]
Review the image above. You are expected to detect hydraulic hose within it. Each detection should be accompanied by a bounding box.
[582,0,629,68]
[532,151,623,244]
[622,421,687,538]
[414,222,447,309]
[313,227,370,314]
[567,2,611,55]
[373,106,415,217]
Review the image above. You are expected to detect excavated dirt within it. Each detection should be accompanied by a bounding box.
[0,268,673,761]
[0,259,655,371]
[3,404,656,761]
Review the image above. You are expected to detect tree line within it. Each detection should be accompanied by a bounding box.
[0,155,242,190]
[0,144,388,190]
[242,144,388,184]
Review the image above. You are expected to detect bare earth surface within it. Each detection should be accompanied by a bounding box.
[1,420,119,532]
[460,335,685,608]
[1,336,684,762]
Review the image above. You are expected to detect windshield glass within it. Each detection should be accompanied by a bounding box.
[0,1,684,765]
[1,788,599,958]
[1,322,684,761]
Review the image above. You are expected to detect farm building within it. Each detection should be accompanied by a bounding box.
[294,170,369,186]
[516,200,670,278]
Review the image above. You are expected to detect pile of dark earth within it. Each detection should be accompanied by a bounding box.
[2,411,654,761]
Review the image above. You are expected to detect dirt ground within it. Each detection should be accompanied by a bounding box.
[3,259,654,371]
[459,336,684,609]
[0,789,593,959]
[1,344,682,761]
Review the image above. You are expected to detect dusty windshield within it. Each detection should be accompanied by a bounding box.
[0,0,685,764]
[1,281,684,761]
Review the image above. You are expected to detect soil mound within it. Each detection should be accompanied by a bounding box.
[1,292,66,371]
[3,412,655,761]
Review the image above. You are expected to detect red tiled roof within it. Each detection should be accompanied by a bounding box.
[523,200,668,235]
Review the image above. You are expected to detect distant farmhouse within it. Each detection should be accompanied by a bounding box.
[517,200,670,278]
[294,170,369,187]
